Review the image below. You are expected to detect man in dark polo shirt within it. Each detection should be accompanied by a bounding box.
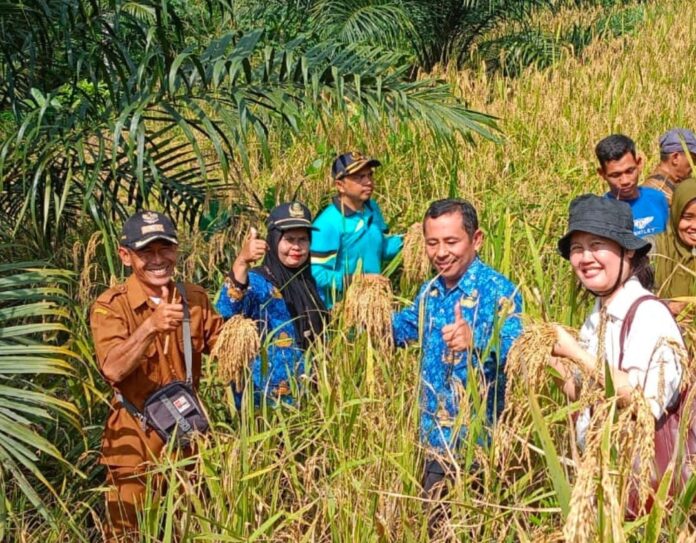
[90,211,222,541]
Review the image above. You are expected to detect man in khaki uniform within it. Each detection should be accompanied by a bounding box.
[643,128,696,204]
[90,211,222,541]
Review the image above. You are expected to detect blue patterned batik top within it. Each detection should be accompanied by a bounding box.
[215,271,307,406]
[392,257,523,453]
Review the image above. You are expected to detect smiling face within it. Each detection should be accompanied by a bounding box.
[277,227,310,268]
[568,232,633,294]
[118,240,178,297]
[598,152,643,200]
[677,199,696,248]
[424,211,483,288]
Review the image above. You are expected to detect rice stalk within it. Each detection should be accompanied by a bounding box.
[341,274,394,354]
[78,231,102,305]
[616,390,655,512]
[402,222,430,283]
[562,401,612,543]
[210,315,261,391]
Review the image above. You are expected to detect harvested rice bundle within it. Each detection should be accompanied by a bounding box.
[616,391,655,509]
[342,274,394,354]
[502,322,577,420]
[495,321,577,469]
[402,222,430,283]
[210,315,260,391]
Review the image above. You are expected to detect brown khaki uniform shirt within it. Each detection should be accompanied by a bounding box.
[90,275,223,467]
[642,166,677,204]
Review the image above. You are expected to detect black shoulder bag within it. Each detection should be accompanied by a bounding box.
[116,283,209,448]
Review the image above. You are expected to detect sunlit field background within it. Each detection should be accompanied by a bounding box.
[2,0,696,540]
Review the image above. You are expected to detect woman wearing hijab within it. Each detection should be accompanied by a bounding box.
[216,202,327,405]
[654,177,696,315]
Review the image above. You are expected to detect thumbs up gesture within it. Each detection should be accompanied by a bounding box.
[150,285,184,333]
[441,302,473,353]
[239,227,268,266]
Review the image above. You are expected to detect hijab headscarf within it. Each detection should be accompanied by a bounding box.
[254,219,327,351]
[654,177,696,298]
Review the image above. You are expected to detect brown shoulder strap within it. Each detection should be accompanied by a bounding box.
[618,295,660,370]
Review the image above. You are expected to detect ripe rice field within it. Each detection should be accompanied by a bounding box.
[7,0,696,541]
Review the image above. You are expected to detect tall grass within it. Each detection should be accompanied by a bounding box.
[5,0,696,540]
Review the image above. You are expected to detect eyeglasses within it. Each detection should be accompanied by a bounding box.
[340,170,374,185]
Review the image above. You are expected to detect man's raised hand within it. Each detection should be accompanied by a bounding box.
[441,302,473,352]
[150,285,184,333]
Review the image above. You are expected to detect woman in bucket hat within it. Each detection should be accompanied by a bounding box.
[550,194,686,512]
[216,202,327,406]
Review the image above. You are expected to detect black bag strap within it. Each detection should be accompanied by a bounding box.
[115,282,193,420]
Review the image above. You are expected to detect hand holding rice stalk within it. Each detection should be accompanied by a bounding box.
[210,315,261,392]
[402,222,431,283]
[495,321,578,466]
[341,274,394,354]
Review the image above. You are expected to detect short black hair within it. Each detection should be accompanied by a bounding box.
[595,134,636,168]
[424,198,478,238]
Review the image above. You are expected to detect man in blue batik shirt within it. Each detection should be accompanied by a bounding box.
[392,198,523,518]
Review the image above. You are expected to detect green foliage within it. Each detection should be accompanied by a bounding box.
[0,0,497,261]
[0,259,84,534]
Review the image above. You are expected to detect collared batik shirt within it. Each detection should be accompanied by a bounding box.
[310,197,403,308]
[392,257,523,453]
[215,272,307,405]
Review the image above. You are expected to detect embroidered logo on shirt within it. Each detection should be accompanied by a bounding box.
[460,291,478,309]
[275,332,293,348]
[634,216,654,230]
[436,402,453,426]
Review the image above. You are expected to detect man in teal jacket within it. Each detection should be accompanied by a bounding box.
[311,152,403,307]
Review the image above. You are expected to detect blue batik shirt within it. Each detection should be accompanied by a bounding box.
[392,257,523,453]
[311,197,403,308]
[215,272,308,406]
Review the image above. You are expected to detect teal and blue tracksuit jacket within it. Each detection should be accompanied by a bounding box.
[310,197,403,308]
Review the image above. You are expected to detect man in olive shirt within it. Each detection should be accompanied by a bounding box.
[91,211,222,541]
[643,128,696,204]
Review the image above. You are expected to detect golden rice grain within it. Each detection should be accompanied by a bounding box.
[402,222,430,283]
[342,274,394,354]
[210,315,261,391]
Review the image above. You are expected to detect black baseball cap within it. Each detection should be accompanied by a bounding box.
[332,151,381,179]
[557,194,650,260]
[120,210,178,250]
[267,202,317,231]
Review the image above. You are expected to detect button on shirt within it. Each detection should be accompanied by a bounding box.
[311,198,403,307]
[392,257,523,453]
[575,277,683,448]
[215,272,308,404]
[90,276,223,467]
